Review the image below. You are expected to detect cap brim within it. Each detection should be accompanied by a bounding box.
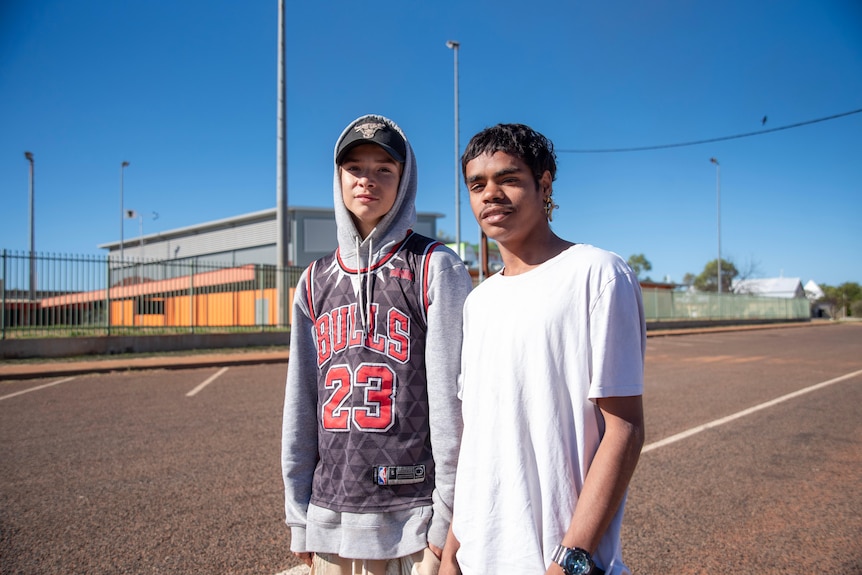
[337,141,404,164]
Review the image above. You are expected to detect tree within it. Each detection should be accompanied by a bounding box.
[734,256,763,283]
[820,282,862,318]
[691,259,738,293]
[626,254,652,280]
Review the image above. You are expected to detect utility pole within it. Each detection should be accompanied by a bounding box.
[276,0,289,328]
[445,40,461,261]
[120,161,130,263]
[710,157,722,294]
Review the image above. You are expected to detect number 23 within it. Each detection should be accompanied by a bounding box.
[322,363,396,431]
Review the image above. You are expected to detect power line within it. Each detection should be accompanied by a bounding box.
[557,107,862,154]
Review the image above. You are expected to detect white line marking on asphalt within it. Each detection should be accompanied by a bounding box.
[186,367,229,397]
[0,377,78,401]
[643,367,862,454]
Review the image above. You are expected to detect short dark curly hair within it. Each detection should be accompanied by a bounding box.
[461,123,557,187]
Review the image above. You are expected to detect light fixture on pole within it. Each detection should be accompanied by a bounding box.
[124,210,151,251]
[120,161,130,263]
[24,151,35,301]
[710,157,722,294]
[445,40,461,260]
[126,209,144,285]
[125,209,141,237]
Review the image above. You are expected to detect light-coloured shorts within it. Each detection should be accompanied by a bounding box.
[310,547,440,575]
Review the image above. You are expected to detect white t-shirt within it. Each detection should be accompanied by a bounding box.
[452,244,645,575]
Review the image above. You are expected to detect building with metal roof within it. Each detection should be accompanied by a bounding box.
[732,277,805,299]
[98,206,442,268]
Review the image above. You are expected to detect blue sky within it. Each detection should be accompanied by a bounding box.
[2,0,860,287]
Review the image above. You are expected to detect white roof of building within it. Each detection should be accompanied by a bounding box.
[732,277,805,298]
[804,279,825,300]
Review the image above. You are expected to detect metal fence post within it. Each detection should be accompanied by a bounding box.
[106,255,112,336]
[1,249,6,340]
[258,263,265,330]
[189,260,196,334]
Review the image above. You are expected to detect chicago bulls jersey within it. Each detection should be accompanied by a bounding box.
[304,232,442,513]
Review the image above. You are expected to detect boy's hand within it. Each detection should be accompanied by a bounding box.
[439,526,461,575]
[293,551,313,567]
[439,555,461,575]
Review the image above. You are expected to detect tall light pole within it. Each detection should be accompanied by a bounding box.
[710,157,722,294]
[120,161,130,263]
[446,40,461,260]
[24,151,35,301]
[276,0,289,328]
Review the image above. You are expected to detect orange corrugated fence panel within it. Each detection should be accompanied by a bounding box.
[235,290,256,325]
[136,315,165,327]
[205,292,235,326]
[109,300,135,326]
[104,284,298,328]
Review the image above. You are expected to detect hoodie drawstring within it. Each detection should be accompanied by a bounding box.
[355,235,374,336]
[365,236,373,335]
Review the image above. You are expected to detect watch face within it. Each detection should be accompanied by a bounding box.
[561,549,591,575]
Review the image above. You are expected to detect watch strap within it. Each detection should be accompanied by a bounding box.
[551,544,598,575]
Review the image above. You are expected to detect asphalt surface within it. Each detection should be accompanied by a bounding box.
[1,321,859,574]
[626,322,862,574]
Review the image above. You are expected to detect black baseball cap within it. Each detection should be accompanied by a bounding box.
[336,116,406,165]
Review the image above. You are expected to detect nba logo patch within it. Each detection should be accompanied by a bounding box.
[373,465,425,486]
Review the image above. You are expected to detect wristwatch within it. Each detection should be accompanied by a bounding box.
[551,544,595,575]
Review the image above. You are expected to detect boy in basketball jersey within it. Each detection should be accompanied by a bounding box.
[282,114,473,575]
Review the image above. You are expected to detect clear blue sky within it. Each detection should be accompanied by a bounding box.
[2,0,860,287]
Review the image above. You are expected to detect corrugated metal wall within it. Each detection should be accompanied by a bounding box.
[122,219,277,262]
[113,208,440,269]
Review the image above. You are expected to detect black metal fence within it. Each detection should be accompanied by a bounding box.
[1,250,303,339]
[2,249,812,341]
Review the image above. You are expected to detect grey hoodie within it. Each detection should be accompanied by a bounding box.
[281,114,473,559]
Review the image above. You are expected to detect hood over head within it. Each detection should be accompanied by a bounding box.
[333,114,417,259]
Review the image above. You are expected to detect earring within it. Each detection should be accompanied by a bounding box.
[544,196,559,221]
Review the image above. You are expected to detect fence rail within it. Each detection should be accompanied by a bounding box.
[2,250,303,339]
[2,250,811,340]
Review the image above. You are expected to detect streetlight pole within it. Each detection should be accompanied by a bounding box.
[710,157,722,294]
[120,161,130,263]
[276,0,289,328]
[446,40,461,261]
[24,152,35,301]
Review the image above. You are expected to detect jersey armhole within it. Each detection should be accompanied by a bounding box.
[421,242,443,316]
[305,262,317,322]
